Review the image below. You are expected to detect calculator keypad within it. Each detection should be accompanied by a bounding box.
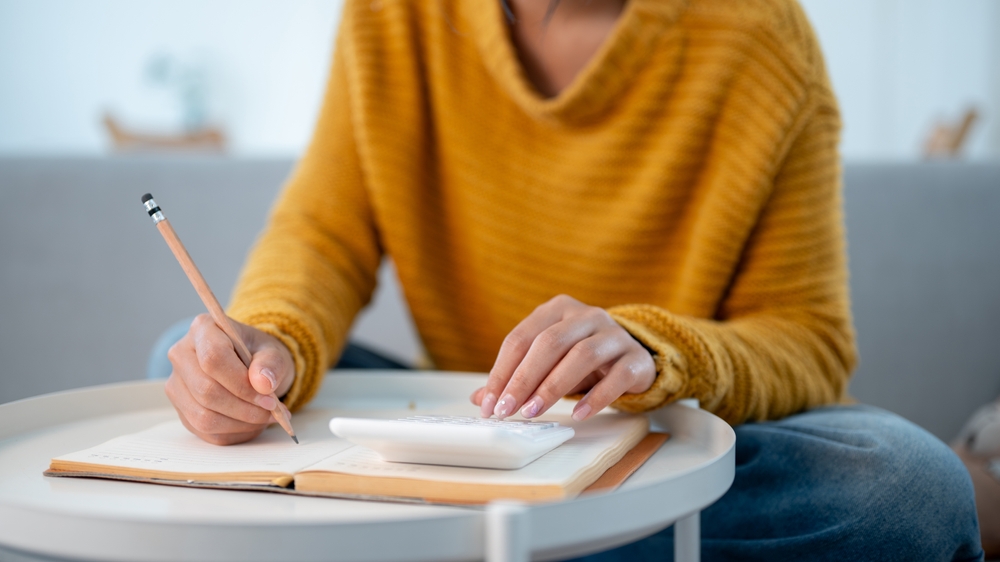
[331,414,576,469]
[399,416,558,433]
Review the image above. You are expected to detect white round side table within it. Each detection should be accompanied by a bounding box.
[0,370,735,562]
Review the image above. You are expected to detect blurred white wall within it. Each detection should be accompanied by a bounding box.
[0,0,997,160]
[800,0,1000,161]
[0,0,343,156]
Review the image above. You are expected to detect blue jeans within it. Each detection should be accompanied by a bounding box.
[573,404,984,562]
[148,324,983,561]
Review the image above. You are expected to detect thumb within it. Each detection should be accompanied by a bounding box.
[248,344,294,397]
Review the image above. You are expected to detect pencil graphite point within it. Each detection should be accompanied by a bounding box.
[292,435,299,445]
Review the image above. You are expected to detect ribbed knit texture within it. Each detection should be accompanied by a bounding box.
[229,0,857,424]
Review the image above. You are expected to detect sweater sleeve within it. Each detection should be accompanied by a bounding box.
[606,92,857,425]
[228,7,380,411]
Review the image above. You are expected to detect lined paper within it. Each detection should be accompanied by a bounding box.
[54,421,351,475]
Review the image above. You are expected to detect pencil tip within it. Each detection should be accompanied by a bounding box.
[141,193,153,203]
[291,435,299,444]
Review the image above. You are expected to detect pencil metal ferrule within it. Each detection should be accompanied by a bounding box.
[143,198,165,224]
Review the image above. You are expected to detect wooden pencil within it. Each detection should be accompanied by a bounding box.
[140,193,298,443]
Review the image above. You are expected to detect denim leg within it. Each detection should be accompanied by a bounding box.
[572,405,983,562]
[333,343,413,370]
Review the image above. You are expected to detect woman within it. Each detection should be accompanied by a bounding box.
[164,0,982,559]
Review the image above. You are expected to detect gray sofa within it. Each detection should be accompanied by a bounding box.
[1,156,998,441]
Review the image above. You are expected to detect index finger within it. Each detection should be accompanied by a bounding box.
[481,304,565,417]
[190,314,264,406]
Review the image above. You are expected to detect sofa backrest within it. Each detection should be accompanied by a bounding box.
[1,157,998,440]
[843,163,1000,440]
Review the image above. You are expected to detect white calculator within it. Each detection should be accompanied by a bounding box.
[329,415,575,469]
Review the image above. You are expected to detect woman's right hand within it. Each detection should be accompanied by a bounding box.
[165,313,296,445]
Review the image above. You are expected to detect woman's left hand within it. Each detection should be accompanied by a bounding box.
[471,295,656,422]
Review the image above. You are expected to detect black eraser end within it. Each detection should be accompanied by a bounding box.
[141,193,153,203]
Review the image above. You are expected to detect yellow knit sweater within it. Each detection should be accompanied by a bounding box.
[229,0,856,425]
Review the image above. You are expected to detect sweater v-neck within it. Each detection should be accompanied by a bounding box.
[465,0,688,125]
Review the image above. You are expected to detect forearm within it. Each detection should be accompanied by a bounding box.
[607,91,855,424]
[607,305,854,424]
[228,224,378,411]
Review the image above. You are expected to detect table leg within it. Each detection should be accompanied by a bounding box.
[486,501,530,562]
[674,511,700,562]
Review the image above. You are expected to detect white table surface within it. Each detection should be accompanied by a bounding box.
[0,370,735,562]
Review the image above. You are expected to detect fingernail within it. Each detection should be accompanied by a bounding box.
[260,368,277,392]
[494,394,517,419]
[572,402,592,422]
[480,393,497,418]
[255,394,277,410]
[520,396,543,419]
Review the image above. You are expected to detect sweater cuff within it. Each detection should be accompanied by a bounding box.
[603,308,689,413]
[230,311,327,412]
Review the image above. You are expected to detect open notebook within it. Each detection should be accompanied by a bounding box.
[46,411,665,504]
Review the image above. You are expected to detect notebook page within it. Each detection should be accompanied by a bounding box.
[304,413,648,485]
[53,419,352,475]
